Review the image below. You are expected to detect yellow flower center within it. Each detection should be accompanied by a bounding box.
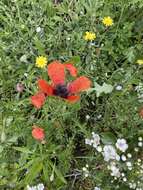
[102,16,113,26]
[84,31,96,41]
[36,56,47,68]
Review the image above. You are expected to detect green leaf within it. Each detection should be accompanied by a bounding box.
[34,37,45,55]
[66,56,81,64]
[125,47,136,63]
[49,161,67,184]
[0,145,4,153]
[13,147,33,154]
[101,132,116,144]
[24,158,43,184]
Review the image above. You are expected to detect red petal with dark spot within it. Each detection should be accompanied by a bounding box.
[64,63,77,77]
[68,76,92,94]
[38,79,53,95]
[31,92,46,109]
[47,61,65,85]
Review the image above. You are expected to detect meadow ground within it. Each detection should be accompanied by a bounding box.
[0,0,143,190]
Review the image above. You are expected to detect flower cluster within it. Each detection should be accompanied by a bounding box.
[27,183,44,190]
[82,164,89,178]
[135,83,143,102]
[85,133,143,189]
[83,16,113,41]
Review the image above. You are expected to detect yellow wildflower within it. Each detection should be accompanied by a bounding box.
[36,56,47,68]
[84,31,96,41]
[102,16,113,27]
[137,59,143,65]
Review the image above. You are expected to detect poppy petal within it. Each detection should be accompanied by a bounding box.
[47,61,65,85]
[67,95,80,103]
[31,92,46,109]
[68,76,92,94]
[64,63,77,77]
[38,79,53,95]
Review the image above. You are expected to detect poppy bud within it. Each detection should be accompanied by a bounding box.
[139,107,143,118]
[32,126,45,141]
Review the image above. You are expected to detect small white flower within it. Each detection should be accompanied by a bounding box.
[97,114,102,119]
[127,153,132,158]
[121,173,125,177]
[24,73,28,77]
[103,145,117,162]
[116,139,128,152]
[137,159,141,162]
[85,138,92,146]
[96,146,102,152]
[115,85,123,91]
[27,183,44,190]
[121,155,127,161]
[37,184,44,190]
[129,182,136,189]
[36,26,42,33]
[134,147,139,152]
[92,133,100,148]
[86,115,90,120]
[138,137,142,141]
[94,187,101,190]
[85,173,89,177]
[123,177,127,182]
[20,54,27,63]
[138,142,143,147]
[82,167,87,171]
[126,161,132,167]
[110,165,120,177]
[82,166,89,178]
[128,167,132,170]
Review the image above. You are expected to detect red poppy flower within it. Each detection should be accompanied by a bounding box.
[31,61,92,109]
[32,126,45,141]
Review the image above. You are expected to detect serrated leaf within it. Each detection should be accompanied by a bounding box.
[94,82,113,97]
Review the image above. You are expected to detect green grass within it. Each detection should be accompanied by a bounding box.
[0,0,143,189]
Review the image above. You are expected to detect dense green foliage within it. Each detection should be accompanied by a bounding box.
[0,0,143,189]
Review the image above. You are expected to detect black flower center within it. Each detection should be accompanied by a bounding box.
[53,84,69,98]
